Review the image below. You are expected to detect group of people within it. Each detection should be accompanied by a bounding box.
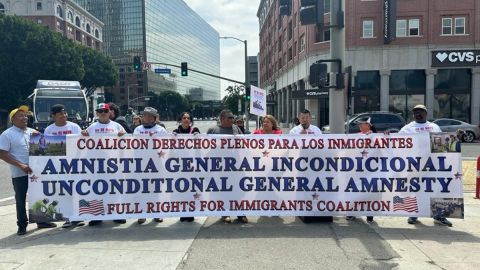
[0,102,453,236]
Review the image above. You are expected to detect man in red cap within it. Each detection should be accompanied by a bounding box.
[0,106,57,235]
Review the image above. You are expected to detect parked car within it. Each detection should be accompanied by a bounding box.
[321,111,406,134]
[432,118,480,143]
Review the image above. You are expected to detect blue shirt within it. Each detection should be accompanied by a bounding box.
[0,126,35,178]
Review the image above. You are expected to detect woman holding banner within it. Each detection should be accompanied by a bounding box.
[346,117,375,224]
[253,115,282,134]
[172,112,200,222]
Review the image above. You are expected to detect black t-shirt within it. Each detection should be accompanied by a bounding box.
[173,125,200,134]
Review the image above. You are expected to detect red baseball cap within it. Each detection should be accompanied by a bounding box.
[96,103,110,111]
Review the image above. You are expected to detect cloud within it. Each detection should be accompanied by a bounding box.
[184,0,261,98]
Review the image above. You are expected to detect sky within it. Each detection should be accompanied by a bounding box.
[183,0,261,98]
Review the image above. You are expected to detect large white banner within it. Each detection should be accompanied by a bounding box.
[27,133,464,222]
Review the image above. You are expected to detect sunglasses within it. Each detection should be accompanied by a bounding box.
[96,109,109,113]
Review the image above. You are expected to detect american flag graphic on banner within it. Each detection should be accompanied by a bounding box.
[79,199,104,215]
[393,196,418,213]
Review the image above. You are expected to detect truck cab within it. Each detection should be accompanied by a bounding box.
[29,80,89,132]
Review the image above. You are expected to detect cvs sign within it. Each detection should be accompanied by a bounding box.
[432,50,480,67]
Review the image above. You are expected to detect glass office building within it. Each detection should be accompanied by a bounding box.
[74,0,220,109]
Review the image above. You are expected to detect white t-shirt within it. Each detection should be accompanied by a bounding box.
[87,121,125,135]
[399,121,441,134]
[44,121,82,136]
[133,124,168,135]
[0,126,36,178]
[289,124,322,135]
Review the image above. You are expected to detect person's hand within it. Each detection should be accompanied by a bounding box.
[383,131,390,135]
[118,130,126,137]
[19,164,32,174]
[193,131,200,135]
[172,131,177,136]
[31,131,41,136]
[81,130,89,136]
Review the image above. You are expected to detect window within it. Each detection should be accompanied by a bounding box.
[288,46,292,61]
[323,29,330,41]
[75,16,80,27]
[56,5,63,18]
[396,20,407,37]
[95,29,99,38]
[299,34,305,52]
[0,3,5,14]
[67,11,73,23]
[409,19,419,36]
[442,18,452,35]
[362,20,374,38]
[442,17,466,35]
[454,17,465,34]
[288,21,292,40]
[324,0,331,13]
[86,23,91,33]
[36,2,42,11]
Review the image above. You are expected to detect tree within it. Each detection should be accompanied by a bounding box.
[78,45,118,96]
[148,91,190,121]
[222,85,245,115]
[0,15,84,111]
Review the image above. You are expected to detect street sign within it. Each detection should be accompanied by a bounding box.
[291,88,329,99]
[154,68,171,74]
[142,62,151,70]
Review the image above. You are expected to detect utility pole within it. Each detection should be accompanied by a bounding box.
[329,0,346,133]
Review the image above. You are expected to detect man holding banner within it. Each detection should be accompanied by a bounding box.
[399,104,452,227]
[0,106,57,235]
[44,104,85,228]
[289,110,322,135]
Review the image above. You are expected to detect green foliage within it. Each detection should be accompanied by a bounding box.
[222,85,246,114]
[0,14,117,111]
[148,91,190,121]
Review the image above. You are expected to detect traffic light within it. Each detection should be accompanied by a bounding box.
[245,86,251,100]
[299,0,324,26]
[279,0,292,16]
[309,62,328,88]
[133,56,142,71]
[181,62,188,76]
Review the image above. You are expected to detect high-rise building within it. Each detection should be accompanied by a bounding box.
[1,0,103,51]
[248,56,259,87]
[74,0,220,111]
[258,0,480,128]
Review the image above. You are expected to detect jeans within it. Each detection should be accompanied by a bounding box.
[12,176,28,228]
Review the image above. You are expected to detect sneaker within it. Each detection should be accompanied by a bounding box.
[137,218,146,224]
[113,219,126,224]
[237,216,248,224]
[153,218,163,223]
[366,216,374,224]
[434,217,452,227]
[221,216,232,223]
[88,220,102,226]
[407,217,418,224]
[17,227,27,236]
[37,222,57,229]
[346,216,356,221]
[72,221,85,227]
[62,221,73,228]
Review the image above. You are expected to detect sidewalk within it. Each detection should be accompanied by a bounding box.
[1,195,479,270]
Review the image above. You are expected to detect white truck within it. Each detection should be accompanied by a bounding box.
[28,80,89,131]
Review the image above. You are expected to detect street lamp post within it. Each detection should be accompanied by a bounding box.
[128,95,152,112]
[127,84,139,109]
[220,36,249,130]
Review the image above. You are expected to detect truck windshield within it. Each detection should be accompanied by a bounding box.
[35,98,87,122]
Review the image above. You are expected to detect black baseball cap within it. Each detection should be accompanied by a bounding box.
[51,104,66,114]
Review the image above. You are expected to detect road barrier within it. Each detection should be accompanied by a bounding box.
[476,156,480,199]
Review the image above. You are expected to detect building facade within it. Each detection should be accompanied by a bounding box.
[74,0,220,111]
[248,55,259,87]
[1,0,103,51]
[258,0,480,128]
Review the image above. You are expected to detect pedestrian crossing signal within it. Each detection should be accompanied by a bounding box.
[181,62,188,76]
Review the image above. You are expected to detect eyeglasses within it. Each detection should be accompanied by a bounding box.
[96,109,109,113]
